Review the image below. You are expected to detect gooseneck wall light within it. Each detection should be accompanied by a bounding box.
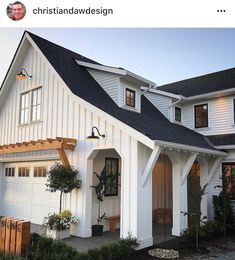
[16,68,32,80]
[87,126,105,140]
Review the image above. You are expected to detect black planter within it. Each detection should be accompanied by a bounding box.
[91,225,104,236]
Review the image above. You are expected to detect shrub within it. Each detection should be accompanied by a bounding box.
[24,233,138,260]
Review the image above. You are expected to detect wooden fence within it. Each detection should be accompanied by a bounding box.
[0,217,30,256]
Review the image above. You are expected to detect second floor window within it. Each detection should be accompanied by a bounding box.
[175,107,181,122]
[20,87,42,125]
[195,104,208,128]
[125,88,136,108]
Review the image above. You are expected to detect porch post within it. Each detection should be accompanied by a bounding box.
[0,163,3,216]
[120,140,153,249]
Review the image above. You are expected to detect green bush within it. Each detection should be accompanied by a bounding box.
[23,233,138,260]
[184,221,219,241]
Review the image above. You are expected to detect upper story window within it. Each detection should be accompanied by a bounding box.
[175,107,181,122]
[20,87,42,125]
[194,103,208,128]
[125,88,136,108]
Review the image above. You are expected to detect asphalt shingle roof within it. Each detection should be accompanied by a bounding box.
[27,31,217,151]
[158,68,235,97]
[207,134,235,147]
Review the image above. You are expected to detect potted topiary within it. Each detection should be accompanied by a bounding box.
[44,163,81,239]
[91,167,118,236]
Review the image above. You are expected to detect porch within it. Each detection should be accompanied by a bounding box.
[31,223,174,252]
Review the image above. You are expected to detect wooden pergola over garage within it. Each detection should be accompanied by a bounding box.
[0,137,77,167]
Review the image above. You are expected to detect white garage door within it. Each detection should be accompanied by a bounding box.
[0,161,60,224]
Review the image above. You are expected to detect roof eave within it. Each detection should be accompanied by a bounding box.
[154,139,227,156]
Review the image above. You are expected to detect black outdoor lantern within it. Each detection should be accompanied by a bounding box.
[87,126,105,140]
[16,68,32,80]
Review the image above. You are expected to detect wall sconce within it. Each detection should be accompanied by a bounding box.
[16,68,32,80]
[87,126,105,140]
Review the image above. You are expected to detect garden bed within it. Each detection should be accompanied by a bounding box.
[130,235,235,259]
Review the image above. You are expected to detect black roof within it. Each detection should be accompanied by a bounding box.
[207,134,235,147]
[27,31,217,151]
[158,68,235,97]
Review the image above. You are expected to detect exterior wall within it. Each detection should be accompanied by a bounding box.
[87,69,120,105]
[181,95,235,135]
[91,149,121,231]
[144,92,172,119]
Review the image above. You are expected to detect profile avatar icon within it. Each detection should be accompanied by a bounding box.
[7,1,26,21]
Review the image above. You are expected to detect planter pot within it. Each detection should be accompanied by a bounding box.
[46,228,70,240]
[91,225,104,236]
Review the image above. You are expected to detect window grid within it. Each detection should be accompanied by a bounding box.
[31,88,42,122]
[20,92,30,124]
[18,167,30,177]
[5,168,15,177]
[125,88,136,108]
[222,163,235,199]
[104,158,119,197]
[34,167,47,177]
[175,107,181,122]
[194,104,208,128]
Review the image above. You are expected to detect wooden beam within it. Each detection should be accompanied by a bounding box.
[0,137,77,155]
[180,152,198,186]
[142,145,161,187]
[207,157,223,185]
[57,148,70,167]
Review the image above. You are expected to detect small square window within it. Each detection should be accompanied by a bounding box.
[125,88,136,108]
[175,107,181,122]
[5,168,15,177]
[34,167,47,177]
[18,167,30,177]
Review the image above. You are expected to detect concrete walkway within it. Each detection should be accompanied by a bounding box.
[31,223,174,252]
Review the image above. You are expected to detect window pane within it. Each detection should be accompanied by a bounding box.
[105,158,118,196]
[126,88,136,107]
[195,104,208,128]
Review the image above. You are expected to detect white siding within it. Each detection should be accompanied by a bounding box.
[120,79,141,113]
[144,92,172,118]
[182,95,235,135]
[87,69,120,105]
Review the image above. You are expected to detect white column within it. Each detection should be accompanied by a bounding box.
[172,163,188,236]
[120,140,153,249]
[0,163,3,216]
[200,162,208,220]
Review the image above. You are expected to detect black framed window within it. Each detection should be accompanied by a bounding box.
[5,168,15,177]
[175,107,181,122]
[222,163,235,199]
[194,104,208,128]
[233,99,235,124]
[104,158,119,197]
[125,88,136,108]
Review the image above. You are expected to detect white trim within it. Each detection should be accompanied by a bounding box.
[180,152,198,186]
[76,60,126,76]
[214,145,235,149]
[76,60,156,87]
[0,156,59,163]
[142,146,161,187]
[154,140,227,156]
[141,86,181,99]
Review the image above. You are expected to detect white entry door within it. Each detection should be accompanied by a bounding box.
[0,161,59,224]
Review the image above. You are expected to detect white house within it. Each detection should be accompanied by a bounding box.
[0,31,233,249]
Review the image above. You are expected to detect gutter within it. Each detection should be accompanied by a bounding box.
[214,145,235,150]
[154,140,227,156]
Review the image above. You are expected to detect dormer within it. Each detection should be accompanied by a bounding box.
[76,60,155,113]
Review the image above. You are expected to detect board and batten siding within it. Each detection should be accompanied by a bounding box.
[87,69,120,105]
[0,41,154,241]
[144,92,172,119]
[182,96,235,135]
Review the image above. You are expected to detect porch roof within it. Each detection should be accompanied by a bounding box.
[207,133,235,149]
[8,32,220,154]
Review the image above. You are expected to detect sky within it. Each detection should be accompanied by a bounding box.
[1,28,235,86]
